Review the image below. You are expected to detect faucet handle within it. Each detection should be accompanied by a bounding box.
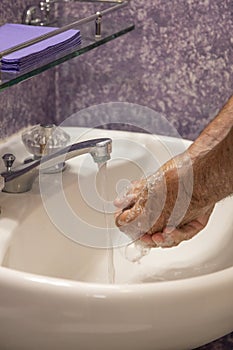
[22,124,70,158]
[2,153,16,172]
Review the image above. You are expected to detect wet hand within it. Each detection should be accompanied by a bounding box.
[114,155,214,248]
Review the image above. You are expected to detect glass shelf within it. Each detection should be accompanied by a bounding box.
[0,6,134,91]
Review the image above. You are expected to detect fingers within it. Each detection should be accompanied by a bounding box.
[114,193,137,209]
[140,232,165,248]
[115,198,145,227]
[140,224,196,248]
[115,180,148,227]
[162,220,204,247]
[114,179,146,209]
[140,210,213,248]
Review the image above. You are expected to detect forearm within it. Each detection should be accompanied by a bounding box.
[188,96,233,207]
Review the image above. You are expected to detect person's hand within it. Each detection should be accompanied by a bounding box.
[115,154,214,248]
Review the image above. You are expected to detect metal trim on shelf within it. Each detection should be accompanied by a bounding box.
[0,0,134,89]
[23,0,126,27]
[0,0,129,59]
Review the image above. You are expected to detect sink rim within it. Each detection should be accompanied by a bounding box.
[1,263,232,293]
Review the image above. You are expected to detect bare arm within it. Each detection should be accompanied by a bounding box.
[115,95,233,247]
[188,97,233,206]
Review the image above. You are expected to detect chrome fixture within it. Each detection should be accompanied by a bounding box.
[22,0,128,27]
[0,138,112,193]
[22,124,71,159]
[23,0,70,26]
[22,123,71,173]
[95,11,102,39]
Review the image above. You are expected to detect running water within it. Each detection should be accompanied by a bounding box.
[97,163,152,284]
[97,162,115,284]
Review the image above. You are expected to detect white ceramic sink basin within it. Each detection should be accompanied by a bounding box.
[0,127,232,350]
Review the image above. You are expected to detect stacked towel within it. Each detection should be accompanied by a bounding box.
[0,23,81,72]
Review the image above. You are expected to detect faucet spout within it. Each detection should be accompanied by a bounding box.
[1,138,112,193]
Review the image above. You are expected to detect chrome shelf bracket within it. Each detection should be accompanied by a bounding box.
[22,0,128,27]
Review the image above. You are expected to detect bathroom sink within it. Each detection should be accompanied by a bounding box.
[0,127,232,350]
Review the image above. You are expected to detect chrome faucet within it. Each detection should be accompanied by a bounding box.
[0,138,112,194]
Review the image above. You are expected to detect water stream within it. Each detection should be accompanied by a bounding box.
[97,162,152,284]
[98,162,116,284]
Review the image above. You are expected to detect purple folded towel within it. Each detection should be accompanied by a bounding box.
[0,23,81,72]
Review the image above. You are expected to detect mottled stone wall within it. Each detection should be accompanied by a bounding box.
[1,0,232,141]
[56,0,233,140]
[0,0,57,139]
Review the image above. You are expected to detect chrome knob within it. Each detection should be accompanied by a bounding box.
[2,153,16,172]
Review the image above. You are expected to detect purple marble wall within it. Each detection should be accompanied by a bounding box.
[0,1,232,348]
[56,0,233,141]
[0,0,57,139]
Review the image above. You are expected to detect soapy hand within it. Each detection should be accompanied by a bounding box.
[115,154,214,248]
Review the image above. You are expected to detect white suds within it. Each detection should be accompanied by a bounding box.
[123,240,151,264]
